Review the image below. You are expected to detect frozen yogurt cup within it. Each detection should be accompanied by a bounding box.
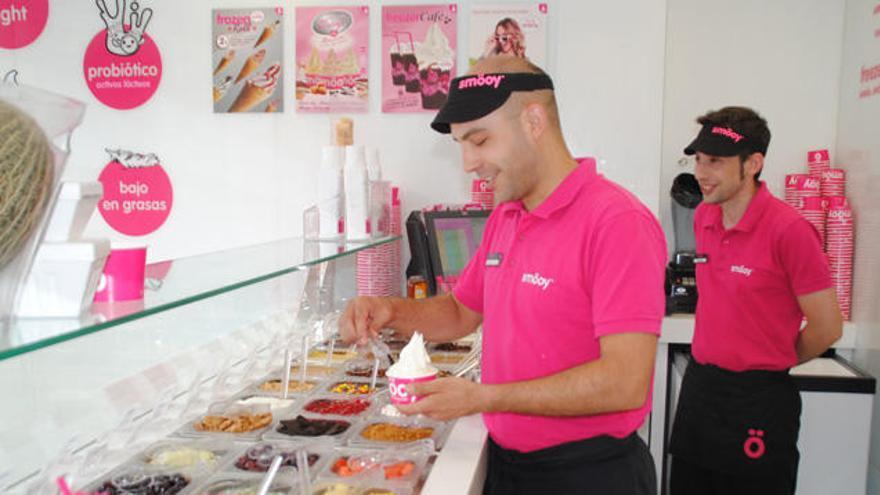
[386,332,438,405]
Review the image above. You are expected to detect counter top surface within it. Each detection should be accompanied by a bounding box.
[659,314,858,348]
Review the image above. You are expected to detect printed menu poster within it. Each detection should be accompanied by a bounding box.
[295,6,369,113]
[468,3,548,71]
[381,5,457,113]
[212,8,284,113]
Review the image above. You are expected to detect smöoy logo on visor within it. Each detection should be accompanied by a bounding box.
[457,73,505,90]
[711,126,743,143]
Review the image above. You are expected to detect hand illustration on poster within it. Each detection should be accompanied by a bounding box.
[0,0,49,49]
[382,5,457,113]
[83,0,162,110]
[96,0,152,56]
[295,6,369,113]
[2,68,19,85]
[212,8,284,113]
[97,148,173,237]
[468,3,548,71]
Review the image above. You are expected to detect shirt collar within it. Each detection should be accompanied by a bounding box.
[501,157,596,219]
[702,181,771,232]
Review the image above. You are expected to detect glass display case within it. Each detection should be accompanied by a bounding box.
[0,236,401,493]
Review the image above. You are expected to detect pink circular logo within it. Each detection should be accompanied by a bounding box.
[743,428,766,459]
[83,29,162,110]
[98,160,173,236]
[0,0,48,49]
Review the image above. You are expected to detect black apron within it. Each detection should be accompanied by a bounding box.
[669,359,802,479]
[484,433,656,495]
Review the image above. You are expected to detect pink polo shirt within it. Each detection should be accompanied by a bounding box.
[692,182,832,372]
[453,158,667,453]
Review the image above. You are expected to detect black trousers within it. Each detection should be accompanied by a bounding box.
[670,456,796,495]
[669,360,802,495]
[483,433,656,495]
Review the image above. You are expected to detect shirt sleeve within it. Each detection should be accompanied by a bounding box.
[589,210,667,337]
[452,214,496,314]
[777,217,833,296]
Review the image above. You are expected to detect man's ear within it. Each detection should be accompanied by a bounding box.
[746,152,764,179]
[521,102,548,142]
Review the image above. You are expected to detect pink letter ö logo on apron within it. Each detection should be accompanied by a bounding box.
[743,428,766,459]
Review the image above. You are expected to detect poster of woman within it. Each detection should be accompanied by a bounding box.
[468,3,547,70]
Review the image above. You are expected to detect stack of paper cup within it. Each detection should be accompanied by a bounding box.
[356,245,395,296]
[471,179,494,210]
[344,145,370,241]
[784,174,821,210]
[355,186,403,297]
[318,146,344,239]
[826,204,854,320]
[820,168,846,197]
[827,196,849,209]
[807,149,831,178]
[390,186,402,296]
[801,197,827,248]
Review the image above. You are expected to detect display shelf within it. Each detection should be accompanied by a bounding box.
[0,236,402,492]
[0,236,398,362]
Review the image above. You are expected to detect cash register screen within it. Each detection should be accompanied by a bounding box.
[424,210,490,288]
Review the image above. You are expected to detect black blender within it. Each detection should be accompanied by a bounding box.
[666,173,702,314]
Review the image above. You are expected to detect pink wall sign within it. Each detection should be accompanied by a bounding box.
[98,157,173,236]
[83,1,161,109]
[0,0,48,49]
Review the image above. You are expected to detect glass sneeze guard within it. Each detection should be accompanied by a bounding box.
[0,236,399,362]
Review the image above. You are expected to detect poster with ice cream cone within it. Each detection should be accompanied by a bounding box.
[382,5,457,113]
[212,8,284,113]
[295,6,369,113]
[468,3,548,71]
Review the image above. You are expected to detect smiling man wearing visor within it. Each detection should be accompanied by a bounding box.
[341,57,666,494]
[668,106,843,495]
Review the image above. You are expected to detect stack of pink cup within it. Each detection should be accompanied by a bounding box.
[471,179,494,210]
[826,204,854,320]
[820,168,846,197]
[390,187,402,296]
[807,149,831,178]
[800,197,828,247]
[784,174,820,210]
[356,186,403,297]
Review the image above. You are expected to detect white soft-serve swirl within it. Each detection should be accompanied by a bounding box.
[415,22,454,70]
[386,332,438,378]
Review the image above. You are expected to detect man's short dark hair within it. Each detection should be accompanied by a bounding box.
[696,106,770,181]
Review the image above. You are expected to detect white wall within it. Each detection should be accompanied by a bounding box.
[836,1,880,492]
[660,0,845,253]
[1,0,667,262]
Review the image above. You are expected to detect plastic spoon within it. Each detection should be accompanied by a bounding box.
[369,357,381,393]
[296,449,311,495]
[257,455,283,495]
[300,336,310,385]
[325,338,335,367]
[281,350,292,400]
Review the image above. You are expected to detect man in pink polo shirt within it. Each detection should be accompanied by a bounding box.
[341,57,666,494]
[669,107,843,495]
